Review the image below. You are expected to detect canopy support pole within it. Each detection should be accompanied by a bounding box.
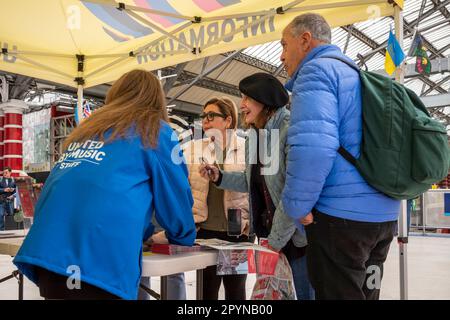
[84,22,194,80]
[1,49,73,80]
[201,0,305,22]
[76,83,84,124]
[201,0,306,52]
[81,0,193,22]
[75,55,85,124]
[84,56,130,79]
[394,4,408,301]
[126,10,195,53]
[133,22,193,57]
[289,0,387,13]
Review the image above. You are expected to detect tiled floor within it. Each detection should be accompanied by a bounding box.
[0,235,449,300]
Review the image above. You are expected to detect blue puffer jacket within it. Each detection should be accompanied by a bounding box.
[282,44,400,223]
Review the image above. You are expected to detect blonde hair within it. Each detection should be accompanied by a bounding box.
[63,69,168,150]
[203,97,238,129]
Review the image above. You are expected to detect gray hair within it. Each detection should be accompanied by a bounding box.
[288,13,331,44]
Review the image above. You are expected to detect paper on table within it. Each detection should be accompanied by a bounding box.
[195,238,274,253]
[216,249,250,275]
[0,231,16,237]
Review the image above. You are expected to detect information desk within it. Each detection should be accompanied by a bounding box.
[0,233,217,300]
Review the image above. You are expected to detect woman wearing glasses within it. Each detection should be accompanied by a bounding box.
[199,73,314,300]
[183,97,251,300]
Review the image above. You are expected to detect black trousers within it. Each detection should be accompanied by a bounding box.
[197,228,254,300]
[36,266,121,300]
[305,210,397,300]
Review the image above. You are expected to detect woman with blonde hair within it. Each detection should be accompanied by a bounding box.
[183,97,251,300]
[13,69,196,300]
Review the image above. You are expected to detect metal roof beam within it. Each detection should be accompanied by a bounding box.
[416,0,428,26]
[162,62,187,94]
[371,56,450,79]
[429,108,450,127]
[167,50,243,104]
[274,64,285,77]
[232,52,288,78]
[168,99,203,116]
[341,24,386,65]
[176,73,240,97]
[9,75,33,100]
[409,0,450,27]
[431,42,450,57]
[422,93,450,108]
[355,12,446,63]
[341,25,379,50]
[162,66,241,98]
[417,74,447,94]
[429,0,450,19]
[343,24,448,95]
[422,74,450,96]
[343,25,353,54]
[402,18,444,59]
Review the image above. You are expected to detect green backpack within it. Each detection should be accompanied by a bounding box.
[323,56,450,200]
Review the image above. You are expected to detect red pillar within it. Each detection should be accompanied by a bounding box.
[0,110,4,170]
[0,99,28,177]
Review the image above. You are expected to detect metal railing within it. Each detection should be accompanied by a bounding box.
[411,189,450,234]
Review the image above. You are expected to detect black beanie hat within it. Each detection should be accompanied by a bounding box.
[238,73,289,109]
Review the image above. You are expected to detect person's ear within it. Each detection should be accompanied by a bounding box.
[300,31,312,51]
[226,116,232,129]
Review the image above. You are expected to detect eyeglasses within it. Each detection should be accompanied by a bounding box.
[199,112,227,122]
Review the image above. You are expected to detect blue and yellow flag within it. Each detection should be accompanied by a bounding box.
[385,30,405,75]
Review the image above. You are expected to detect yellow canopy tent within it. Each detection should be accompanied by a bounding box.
[0,0,403,89]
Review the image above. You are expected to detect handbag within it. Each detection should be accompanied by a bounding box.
[250,252,297,300]
[13,208,24,223]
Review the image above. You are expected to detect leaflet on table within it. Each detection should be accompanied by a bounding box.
[215,249,279,276]
[216,249,250,275]
[195,238,279,276]
[149,243,202,255]
[194,238,274,253]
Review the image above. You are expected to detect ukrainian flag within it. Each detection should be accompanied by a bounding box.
[385,30,405,76]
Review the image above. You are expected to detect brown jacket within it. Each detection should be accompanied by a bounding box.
[183,133,250,235]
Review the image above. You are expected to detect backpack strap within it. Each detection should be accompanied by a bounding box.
[320,55,360,73]
[338,146,357,166]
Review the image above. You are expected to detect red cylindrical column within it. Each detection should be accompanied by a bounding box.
[1,99,28,177]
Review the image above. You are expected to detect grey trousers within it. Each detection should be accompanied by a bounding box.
[138,273,186,300]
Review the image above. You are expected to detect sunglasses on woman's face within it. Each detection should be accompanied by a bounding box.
[200,112,227,122]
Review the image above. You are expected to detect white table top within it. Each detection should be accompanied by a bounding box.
[141,251,218,277]
[0,230,27,256]
[0,237,24,256]
[0,234,218,277]
[0,230,27,238]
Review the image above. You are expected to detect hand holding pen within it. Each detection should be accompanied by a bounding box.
[199,157,220,183]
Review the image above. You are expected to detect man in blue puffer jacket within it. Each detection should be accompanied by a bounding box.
[280,13,400,300]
